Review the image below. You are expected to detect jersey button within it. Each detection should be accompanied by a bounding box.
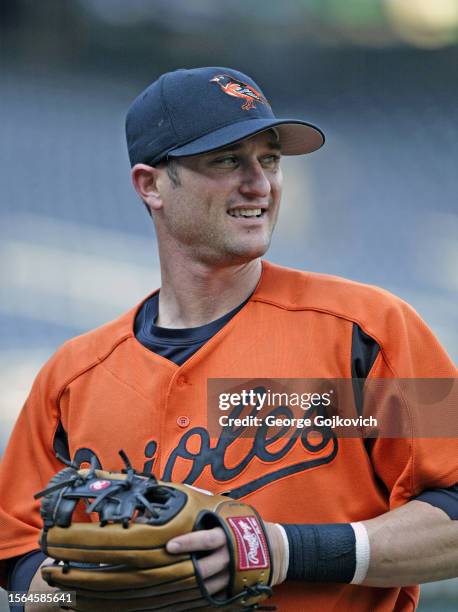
[177,376,188,387]
[177,416,190,428]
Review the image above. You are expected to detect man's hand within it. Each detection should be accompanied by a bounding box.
[167,527,230,596]
[166,521,287,594]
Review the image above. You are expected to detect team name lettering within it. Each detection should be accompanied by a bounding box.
[74,403,337,498]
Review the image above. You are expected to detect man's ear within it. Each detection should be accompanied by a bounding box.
[131,164,163,212]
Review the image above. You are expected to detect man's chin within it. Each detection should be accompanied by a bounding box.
[222,242,270,265]
[196,237,271,267]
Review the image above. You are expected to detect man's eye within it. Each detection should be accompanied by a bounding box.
[212,156,238,167]
[262,154,281,168]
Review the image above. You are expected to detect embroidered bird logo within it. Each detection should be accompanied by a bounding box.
[210,74,269,110]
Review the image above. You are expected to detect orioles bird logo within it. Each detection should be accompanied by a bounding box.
[210,74,269,110]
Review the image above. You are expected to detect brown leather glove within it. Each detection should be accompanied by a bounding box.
[34,452,273,611]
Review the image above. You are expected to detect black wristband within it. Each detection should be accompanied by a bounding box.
[282,523,356,583]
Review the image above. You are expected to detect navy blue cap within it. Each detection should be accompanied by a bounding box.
[125,66,325,167]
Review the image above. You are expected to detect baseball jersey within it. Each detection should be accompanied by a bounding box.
[0,260,456,611]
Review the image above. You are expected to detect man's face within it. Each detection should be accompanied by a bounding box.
[154,130,283,266]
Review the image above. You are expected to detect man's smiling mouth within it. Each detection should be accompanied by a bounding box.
[227,208,264,218]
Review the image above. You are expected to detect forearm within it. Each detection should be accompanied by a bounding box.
[276,499,458,588]
[24,558,58,612]
[362,500,458,587]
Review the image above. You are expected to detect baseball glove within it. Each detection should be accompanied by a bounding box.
[34,452,273,611]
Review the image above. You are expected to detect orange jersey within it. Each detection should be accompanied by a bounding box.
[1,260,457,610]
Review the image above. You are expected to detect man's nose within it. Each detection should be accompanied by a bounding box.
[238,162,271,198]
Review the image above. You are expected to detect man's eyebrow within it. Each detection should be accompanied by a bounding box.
[213,140,282,153]
[266,141,282,152]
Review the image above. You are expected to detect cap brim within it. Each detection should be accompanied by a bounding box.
[166,118,324,159]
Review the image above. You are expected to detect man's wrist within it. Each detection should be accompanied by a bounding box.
[350,522,370,584]
[280,522,371,584]
[265,522,288,586]
[273,523,289,584]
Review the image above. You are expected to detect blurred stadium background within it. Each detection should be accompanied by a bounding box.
[0,1,457,608]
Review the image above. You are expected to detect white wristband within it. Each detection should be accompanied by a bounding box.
[274,523,290,584]
[350,522,370,584]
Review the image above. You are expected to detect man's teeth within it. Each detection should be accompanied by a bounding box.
[228,208,263,218]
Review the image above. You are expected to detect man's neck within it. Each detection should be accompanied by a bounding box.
[156,258,262,328]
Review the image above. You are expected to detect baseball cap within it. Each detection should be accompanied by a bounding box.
[125,66,325,167]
